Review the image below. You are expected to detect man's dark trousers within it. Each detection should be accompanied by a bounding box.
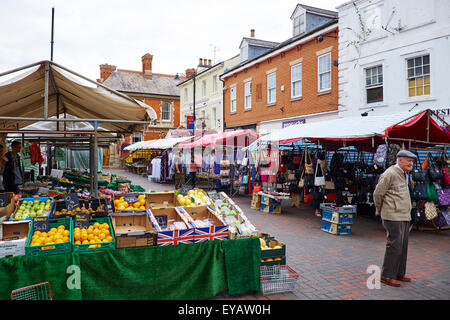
[381,220,411,279]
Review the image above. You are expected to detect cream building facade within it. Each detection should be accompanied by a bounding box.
[178,55,240,133]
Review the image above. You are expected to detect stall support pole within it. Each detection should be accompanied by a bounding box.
[90,121,99,198]
[44,62,50,119]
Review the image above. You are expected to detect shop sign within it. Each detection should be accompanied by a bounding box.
[282,119,305,128]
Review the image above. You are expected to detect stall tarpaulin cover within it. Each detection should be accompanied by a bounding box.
[247,109,450,150]
[179,130,259,149]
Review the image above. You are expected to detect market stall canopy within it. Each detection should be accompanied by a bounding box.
[248,109,449,150]
[124,136,193,151]
[7,114,116,138]
[178,129,260,149]
[0,60,157,132]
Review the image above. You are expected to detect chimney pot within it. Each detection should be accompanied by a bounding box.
[99,63,116,83]
[142,53,153,80]
[250,29,255,38]
[199,58,203,66]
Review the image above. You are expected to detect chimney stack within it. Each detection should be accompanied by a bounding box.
[142,53,153,80]
[99,63,117,83]
[250,29,255,38]
[185,68,196,79]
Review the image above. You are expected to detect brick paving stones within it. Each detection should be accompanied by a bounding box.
[105,169,450,300]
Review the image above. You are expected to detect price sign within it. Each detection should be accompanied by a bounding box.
[0,193,9,208]
[124,195,138,204]
[180,185,191,196]
[74,213,90,229]
[33,217,49,233]
[154,215,168,229]
[64,193,80,211]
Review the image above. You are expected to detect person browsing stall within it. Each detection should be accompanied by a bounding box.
[373,150,416,287]
[3,140,24,194]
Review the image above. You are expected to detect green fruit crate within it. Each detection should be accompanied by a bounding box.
[71,216,116,254]
[25,217,72,258]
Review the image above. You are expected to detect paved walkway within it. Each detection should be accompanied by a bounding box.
[104,168,450,300]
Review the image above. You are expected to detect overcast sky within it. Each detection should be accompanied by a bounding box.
[1,0,346,82]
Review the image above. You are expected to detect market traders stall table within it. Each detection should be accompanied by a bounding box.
[0,237,261,300]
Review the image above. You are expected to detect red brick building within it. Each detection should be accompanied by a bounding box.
[221,5,339,134]
[98,53,186,141]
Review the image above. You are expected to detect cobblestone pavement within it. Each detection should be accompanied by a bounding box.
[104,169,450,300]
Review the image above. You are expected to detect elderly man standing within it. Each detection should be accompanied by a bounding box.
[373,149,417,287]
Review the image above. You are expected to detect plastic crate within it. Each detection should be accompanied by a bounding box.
[53,198,109,219]
[321,209,354,225]
[260,203,281,214]
[25,217,72,257]
[11,197,56,221]
[321,219,352,235]
[260,265,299,295]
[320,203,356,214]
[71,216,116,254]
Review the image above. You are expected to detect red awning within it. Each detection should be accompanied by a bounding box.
[383,110,450,144]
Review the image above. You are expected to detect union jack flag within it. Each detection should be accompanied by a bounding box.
[193,225,229,243]
[157,228,195,246]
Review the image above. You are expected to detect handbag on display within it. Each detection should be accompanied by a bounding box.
[411,207,427,225]
[442,167,450,186]
[412,182,428,201]
[305,148,314,175]
[314,160,326,186]
[325,180,335,190]
[303,190,313,203]
[436,209,450,227]
[411,155,427,182]
[325,192,337,202]
[253,185,262,193]
[424,201,438,220]
[298,170,305,188]
[241,157,248,166]
[386,144,402,168]
[374,144,388,169]
[242,175,249,184]
[427,154,442,182]
[287,170,296,181]
[437,188,450,206]
[426,178,438,202]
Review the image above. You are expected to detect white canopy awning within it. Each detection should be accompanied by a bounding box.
[124,136,193,151]
[254,111,422,144]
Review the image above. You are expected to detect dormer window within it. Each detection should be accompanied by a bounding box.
[293,13,305,36]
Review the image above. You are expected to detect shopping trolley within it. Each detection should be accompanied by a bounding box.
[11,282,52,300]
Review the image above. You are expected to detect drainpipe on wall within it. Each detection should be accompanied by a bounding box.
[219,77,225,132]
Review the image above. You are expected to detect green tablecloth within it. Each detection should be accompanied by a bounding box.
[0,238,260,300]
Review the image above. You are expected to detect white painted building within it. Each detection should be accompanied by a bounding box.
[337,0,450,123]
[178,55,240,133]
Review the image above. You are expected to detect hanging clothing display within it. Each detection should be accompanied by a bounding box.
[151,157,162,182]
[29,142,44,165]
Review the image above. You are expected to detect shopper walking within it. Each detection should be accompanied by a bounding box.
[3,141,24,194]
[174,151,184,189]
[373,150,416,287]
[189,157,197,188]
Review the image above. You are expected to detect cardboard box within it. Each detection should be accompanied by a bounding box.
[111,212,157,248]
[148,207,195,246]
[0,220,30,258]
[146,191,181,209]
[180,206,229,242]
[0,192,16,219]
